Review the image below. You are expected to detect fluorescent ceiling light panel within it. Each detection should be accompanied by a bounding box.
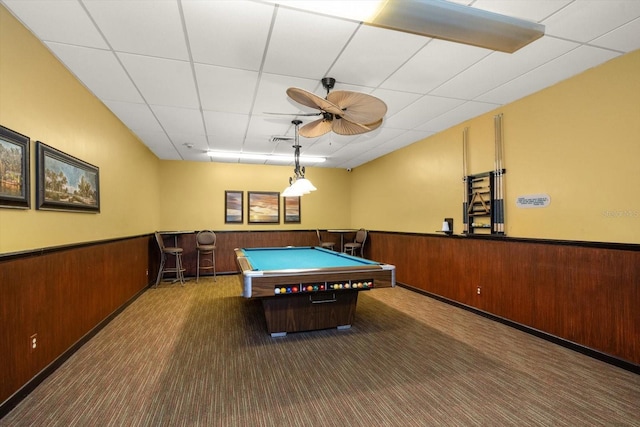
[207,151,326,163]
[267,0,545,53]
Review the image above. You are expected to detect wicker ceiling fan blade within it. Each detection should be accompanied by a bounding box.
[327,90,388,124]
[287,87,343,116]
[331,118,373,136]
[364,118,383,132]
[299,119,332,138]
[263,111,322,117]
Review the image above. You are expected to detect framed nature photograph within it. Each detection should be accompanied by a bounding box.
[36,141,100,213]
[0,124,30,209]
[225,190,243,224]
[248,191,279,224]
[284,196,301,223]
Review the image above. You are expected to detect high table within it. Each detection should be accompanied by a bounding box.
[236,246,396,337]
[327,229,357,252]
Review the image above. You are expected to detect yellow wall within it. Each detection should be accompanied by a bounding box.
[3,3,640,252]
[0,6,161,253]
[352,49,640,244]
[157,160,351,231]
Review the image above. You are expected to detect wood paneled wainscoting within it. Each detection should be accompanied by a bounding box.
[0,235,151,416]
[366,231,640,372]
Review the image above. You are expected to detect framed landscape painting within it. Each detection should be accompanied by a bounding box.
[284,196,301,223]
[248,191,279,224]
[0,124,30,209]
[36,142,100,213]
[225,190,243,224]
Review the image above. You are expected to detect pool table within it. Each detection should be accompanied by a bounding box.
[235,246,396,336]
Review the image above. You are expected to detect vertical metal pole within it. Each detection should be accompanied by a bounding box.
[462,127,469,233]
[494,114,505,234]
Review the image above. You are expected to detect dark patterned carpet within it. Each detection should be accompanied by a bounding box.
[2,275,639,426]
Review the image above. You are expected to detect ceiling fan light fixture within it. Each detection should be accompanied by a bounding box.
[283,120,317,197]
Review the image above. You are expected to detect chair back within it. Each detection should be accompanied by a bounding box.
[197,230,216,247]
[316,229,323,245]
[154,232,166,250]
[354,228,367,245]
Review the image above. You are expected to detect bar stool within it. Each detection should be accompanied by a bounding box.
[154,232,185,287]
[196,230,216,282]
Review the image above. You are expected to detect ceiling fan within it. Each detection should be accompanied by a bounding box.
[276,77,388,138]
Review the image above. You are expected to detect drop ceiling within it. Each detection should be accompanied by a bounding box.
[2,0,639,169]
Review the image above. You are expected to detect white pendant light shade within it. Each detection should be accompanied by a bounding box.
[282,184,305,197]
[292,178,316,193]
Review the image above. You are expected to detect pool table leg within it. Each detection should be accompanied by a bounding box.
[261,290,359,336]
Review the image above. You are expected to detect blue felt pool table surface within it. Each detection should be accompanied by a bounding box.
[240,246,379,271]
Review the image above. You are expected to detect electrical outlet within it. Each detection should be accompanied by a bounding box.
[30,333,37,352]
[476,286,481,295]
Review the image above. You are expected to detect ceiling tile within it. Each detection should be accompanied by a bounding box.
[417,101,500,133]
[203,111,250,151]
[102,100,163,135]
[46,42,143,103]
[117,53,199,108]
[83,0,189,60]
[591,17,640,52]
[196,64,259,114]
[381,39,491,94]
[2,0,108,48]
[262,7,360,79]
[542,0,640,43]
[150,105,205,138]
[431,37,579,100]
[385,96,466,130]
[183,0,274,70]
[478,45,621,104]
[328,25,429,87]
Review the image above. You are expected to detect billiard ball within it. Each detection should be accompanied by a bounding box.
[274,288,281,294]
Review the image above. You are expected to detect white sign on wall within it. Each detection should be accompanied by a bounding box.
[516,194,551,208]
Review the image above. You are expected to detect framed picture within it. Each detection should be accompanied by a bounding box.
[248,191,279,224]
[0,125,30,209]
[284,196,301,223]
[36,141,100,213]
[225,190,243,223]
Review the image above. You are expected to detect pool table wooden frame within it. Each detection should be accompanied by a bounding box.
[235,247,395,336]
